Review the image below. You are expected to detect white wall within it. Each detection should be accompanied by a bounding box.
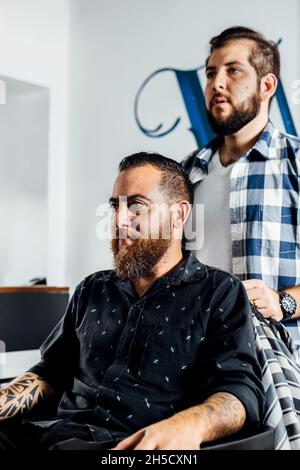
[66,0,300,289]
[0,0,70,286]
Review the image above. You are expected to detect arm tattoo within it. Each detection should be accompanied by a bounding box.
[191,392,246,444]
[0,372,53,420]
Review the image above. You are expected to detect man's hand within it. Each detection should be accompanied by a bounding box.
[242,279,282,321]
[111,392,245,450]
[111,413,201,451]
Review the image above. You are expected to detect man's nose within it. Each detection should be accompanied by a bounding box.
[212,71,227,91]
[116,204,131,228]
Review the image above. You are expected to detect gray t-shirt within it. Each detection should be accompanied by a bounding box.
[186,151,234,272]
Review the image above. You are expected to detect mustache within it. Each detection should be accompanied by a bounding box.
[115,227,140,240]
[209,93,231,108]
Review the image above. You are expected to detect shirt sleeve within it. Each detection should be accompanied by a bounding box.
[28,283,81,390]
[198,274,265,428]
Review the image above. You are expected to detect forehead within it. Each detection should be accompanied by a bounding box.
[207,39,254,67]
[112,164,163,198]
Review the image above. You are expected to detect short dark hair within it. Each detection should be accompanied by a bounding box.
[118,152,194,205]
[207,26,280,82]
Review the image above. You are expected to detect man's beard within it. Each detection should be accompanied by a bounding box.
[111,234,171,280]
[207,92,261,136]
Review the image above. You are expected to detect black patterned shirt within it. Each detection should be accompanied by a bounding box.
[30,252,264,435]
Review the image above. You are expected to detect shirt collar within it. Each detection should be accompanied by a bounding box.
[162,252,207,285]
[191,120,300,174]
[245,120,280,161]
[190,137,221,175]
[101,252,207,288]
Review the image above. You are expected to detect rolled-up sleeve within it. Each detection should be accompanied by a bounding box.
[28,284,81,390]
[198,275,265,428]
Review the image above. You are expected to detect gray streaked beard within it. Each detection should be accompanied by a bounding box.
[111,237,171,279]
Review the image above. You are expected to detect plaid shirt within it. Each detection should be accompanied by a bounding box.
[252,309,300,449]
[182,121,300,354]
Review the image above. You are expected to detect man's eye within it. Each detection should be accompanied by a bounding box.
[109,204,118,212]
[128,202,145,214]
[206,71,215,79]
[228,67,241,75]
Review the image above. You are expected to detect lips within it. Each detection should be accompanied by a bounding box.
[119,237,134,247]
[117,229,140,244]
[211,96,230,107]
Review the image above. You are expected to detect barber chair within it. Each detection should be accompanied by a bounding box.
[202,425,275,450]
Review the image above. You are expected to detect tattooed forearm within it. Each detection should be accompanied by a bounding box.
[196,392,246,443]
[0,372,54,420]
[176,392,246,446]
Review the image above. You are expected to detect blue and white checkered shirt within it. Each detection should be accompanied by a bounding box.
[182,121,300,354]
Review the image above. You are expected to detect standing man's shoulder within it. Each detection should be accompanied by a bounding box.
[271,126,300,159]
[181,148,201,172]
[181,137,220,173]
[285,132,300,159]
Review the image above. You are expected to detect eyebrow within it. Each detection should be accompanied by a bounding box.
[109,194,152,204]
[206,61,245,71]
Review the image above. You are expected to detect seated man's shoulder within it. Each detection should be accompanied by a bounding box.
[194,259,242,290]
[76,269,114,293]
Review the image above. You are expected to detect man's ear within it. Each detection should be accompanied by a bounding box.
[171,201,191,229]
[260,73,277,102]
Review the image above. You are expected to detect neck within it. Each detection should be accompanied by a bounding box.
[219,112,268,166]
[132,244,183,298]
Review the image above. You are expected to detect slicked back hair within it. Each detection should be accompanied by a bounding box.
[118,152,194,205]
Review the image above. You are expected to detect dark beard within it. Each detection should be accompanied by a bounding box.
[111,237,171,280]
[207,93,261,136]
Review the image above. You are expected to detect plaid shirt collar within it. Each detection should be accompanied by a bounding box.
[191,120,299,176]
